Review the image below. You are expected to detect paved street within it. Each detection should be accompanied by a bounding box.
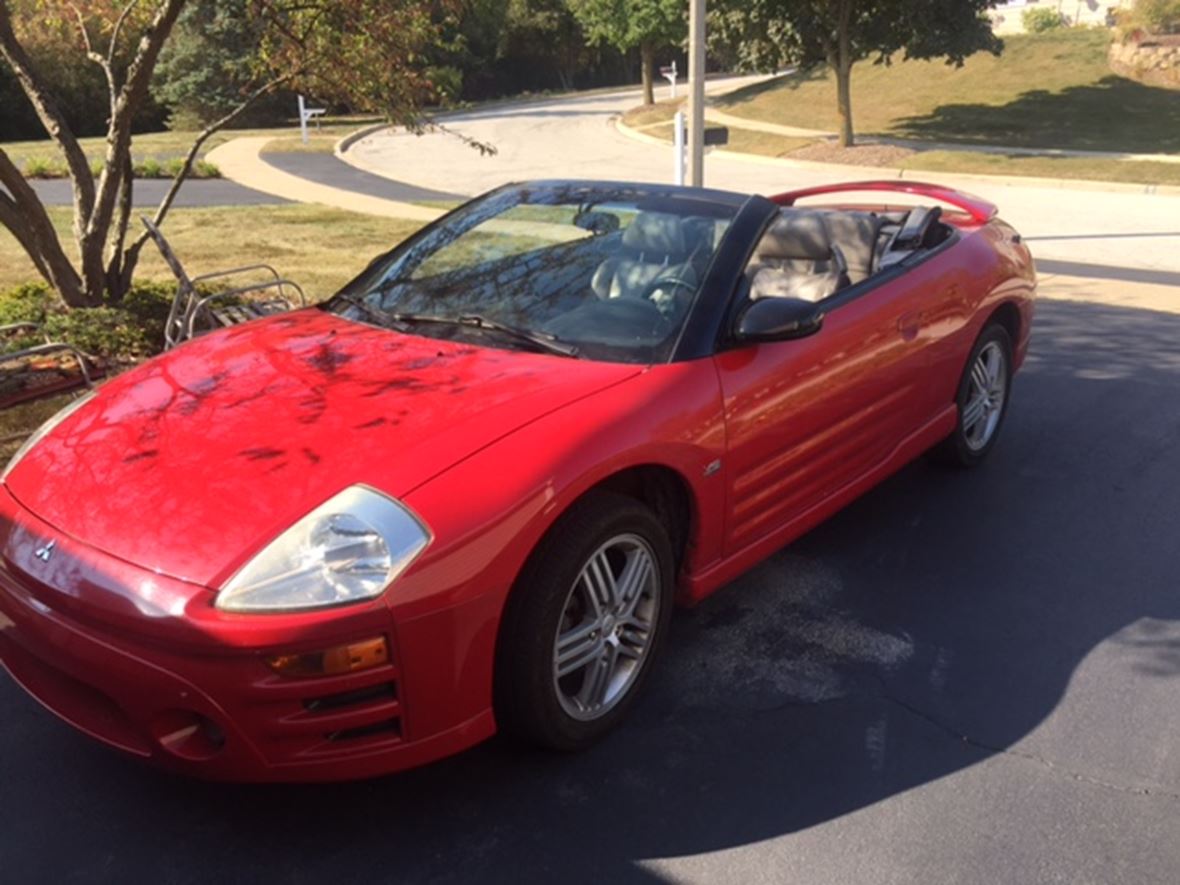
[28,177,289,207]
[349,82,1180,274]
[3,295,1180,883]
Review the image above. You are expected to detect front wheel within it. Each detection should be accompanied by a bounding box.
[494,491,675,751]
[932,323,1013,467]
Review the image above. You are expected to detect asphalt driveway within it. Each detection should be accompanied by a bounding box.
[2,296,1179,883]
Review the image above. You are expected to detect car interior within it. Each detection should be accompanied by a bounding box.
[744,205,954,306]
[346,198,955,362]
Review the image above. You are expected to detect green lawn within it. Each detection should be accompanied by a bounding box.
[0,115,380,177]
[0,203,421,299]
[715,29,1180,154]
[622,30,1180,185]
[898,149,1180,185]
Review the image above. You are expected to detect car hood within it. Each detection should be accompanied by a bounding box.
[5,311,641,587]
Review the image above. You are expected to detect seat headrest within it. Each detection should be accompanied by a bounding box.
[751,210,833,263]
[622,212,687,257]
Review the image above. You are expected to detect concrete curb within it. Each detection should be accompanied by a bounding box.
[207,137,444,222]
[334,121,392,156]
[612,116,1180,197]
[332,127,436,186]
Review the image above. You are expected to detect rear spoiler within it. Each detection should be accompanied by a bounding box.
[770,180,998,225]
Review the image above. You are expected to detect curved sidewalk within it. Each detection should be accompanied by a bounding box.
[207,137,445,222]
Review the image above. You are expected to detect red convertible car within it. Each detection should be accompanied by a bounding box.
[0,180,1034,781]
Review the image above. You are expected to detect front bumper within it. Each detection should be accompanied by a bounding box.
[0,489,496,782]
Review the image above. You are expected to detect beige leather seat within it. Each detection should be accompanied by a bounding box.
[747,210,850,303]
[823,211,886,284]
[592,212,695,301]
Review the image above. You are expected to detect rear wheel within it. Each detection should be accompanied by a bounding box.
[494,491,675,750]
[933,323,1013,467]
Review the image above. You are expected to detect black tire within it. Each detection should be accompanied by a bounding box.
[931,322,1014,468]
[494,490,676,751]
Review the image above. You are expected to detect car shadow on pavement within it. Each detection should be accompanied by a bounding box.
[4,298,1180,883]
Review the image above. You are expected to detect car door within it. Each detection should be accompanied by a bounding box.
[712,254,959,559]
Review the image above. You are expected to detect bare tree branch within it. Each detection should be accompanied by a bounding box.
[0,0,95,237]
[85,0,186,297]
[117,72,296,294]
[0,189,51,282]
[68,3,117,116]
[108,0,142,76]
[423,119,498,157]
[105,152,134,296]
[0,149,87,304]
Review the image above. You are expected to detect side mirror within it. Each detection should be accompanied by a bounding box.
[735,297,824,343]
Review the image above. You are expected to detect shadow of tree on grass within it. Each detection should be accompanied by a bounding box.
[894,75,1180,153]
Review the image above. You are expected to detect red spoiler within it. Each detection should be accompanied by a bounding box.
[770,180,998,224]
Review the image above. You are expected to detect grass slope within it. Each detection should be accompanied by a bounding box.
[716,29,1180,154]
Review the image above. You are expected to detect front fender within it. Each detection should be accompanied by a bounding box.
[385,359,726,738]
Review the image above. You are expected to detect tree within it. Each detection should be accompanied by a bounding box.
[709,0,1003,147]
[0,0,456,309]
[569,0,685,105]
[153,0,287,129]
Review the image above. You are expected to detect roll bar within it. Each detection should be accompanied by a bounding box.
[769,180,998,224]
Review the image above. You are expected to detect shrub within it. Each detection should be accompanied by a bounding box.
[1123,0,1180,34]
[20,157,65,178]
[0,282,173,362]
[1023,7,1068,32]
[0,283,55,326]
[161,158,221,179]
[136,157,163,178]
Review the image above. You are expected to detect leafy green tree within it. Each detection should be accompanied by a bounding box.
[154,0,286,129]
[569,0,685,105]
[710,0,1003,147]
[500,0,588,91]
[0,0,457,308]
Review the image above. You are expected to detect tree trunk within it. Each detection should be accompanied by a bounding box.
[834,0,855,148]
[835,58,854,148]
[640,43,655,105]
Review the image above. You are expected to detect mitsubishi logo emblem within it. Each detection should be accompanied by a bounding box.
[34,539,55,563]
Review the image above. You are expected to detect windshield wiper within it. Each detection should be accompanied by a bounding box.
[390,313,579,358]
[334,292,393,328]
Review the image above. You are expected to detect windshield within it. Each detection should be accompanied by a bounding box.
[328,184,738,363]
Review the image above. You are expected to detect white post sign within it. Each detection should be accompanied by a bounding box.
[673,111,686,186]
[661,62,678,101]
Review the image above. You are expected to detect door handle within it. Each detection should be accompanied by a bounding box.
[897,310,921,341]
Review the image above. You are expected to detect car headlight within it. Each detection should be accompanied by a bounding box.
[2,391,97,484]
[216,485,431,613]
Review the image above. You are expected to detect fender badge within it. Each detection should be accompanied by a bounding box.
[34,539,56,563]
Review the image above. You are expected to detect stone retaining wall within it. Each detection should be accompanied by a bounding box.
[1110,39,1180,88]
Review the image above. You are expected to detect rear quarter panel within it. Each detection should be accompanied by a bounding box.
[926,218,1036,409]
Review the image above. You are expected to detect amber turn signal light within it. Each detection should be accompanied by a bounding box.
[266,636,390,678]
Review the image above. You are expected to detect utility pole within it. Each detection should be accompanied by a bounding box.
[687,0,706,187]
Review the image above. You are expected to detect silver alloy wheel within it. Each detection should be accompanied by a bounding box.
[552,533,660,721]
[962,340,1008,452]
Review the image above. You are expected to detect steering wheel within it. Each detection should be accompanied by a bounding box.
[639,275,697,318]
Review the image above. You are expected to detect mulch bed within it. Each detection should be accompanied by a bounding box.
[0,351,105,410]
[788,140,917,167]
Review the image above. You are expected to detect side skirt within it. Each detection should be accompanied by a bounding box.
[682,404,958,604]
